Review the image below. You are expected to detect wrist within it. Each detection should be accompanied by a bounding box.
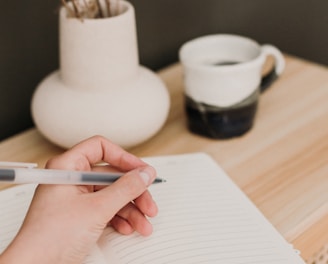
[0,228,62,264]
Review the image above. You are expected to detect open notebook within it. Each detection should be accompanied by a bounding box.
[0,152,305,263]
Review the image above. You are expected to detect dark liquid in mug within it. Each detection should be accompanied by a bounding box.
[212,61,241,66]
[185,91,258,139]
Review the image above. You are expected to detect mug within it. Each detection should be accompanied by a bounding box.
[179,34,285,139]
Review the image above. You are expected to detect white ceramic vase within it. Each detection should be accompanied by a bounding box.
[31,1,170,149]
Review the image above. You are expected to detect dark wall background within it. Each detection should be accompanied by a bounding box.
[1,0,327,141]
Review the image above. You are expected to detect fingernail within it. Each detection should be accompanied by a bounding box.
[139,166,155,185]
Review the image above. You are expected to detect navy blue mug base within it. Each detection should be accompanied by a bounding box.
[185,96,258,139]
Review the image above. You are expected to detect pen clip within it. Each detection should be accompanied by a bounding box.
[0,161,38,169]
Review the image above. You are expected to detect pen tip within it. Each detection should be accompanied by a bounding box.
[154,178,166,184]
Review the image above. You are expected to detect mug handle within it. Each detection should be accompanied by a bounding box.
[260,45,285,92]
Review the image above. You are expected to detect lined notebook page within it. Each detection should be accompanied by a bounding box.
[0,153,305,264]
[95,153,305,264]
[0,183,36,253]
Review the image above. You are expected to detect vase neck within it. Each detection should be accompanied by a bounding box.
[59,1,139,91]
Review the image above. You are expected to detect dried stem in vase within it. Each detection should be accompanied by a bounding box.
[61,0,120,19]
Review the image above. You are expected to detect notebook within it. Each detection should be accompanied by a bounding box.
[0,152,305,263]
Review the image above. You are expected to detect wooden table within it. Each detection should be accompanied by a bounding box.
[0,55,327,262]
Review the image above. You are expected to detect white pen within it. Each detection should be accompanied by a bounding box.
[0,166,165,185]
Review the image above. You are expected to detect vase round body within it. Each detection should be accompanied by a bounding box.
[31,1,170,149]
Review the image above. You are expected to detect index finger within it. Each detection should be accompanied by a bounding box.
[46,136,147,172]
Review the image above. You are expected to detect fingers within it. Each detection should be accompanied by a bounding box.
[43,136,159,237]
[92,188,158,217]
[134,190,158,217]
[109,191,158,236]
[46,135,146,171]
[109,215,134,235]
[110,202,154,236]
[93,166,157,223]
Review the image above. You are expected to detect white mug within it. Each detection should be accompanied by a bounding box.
[179,34,285,138]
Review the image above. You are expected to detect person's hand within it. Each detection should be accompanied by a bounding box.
[0,136,158,264]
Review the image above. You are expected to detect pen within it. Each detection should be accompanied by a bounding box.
[0,168,166,185]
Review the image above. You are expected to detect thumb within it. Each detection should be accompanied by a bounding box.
[93,166,156,219]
